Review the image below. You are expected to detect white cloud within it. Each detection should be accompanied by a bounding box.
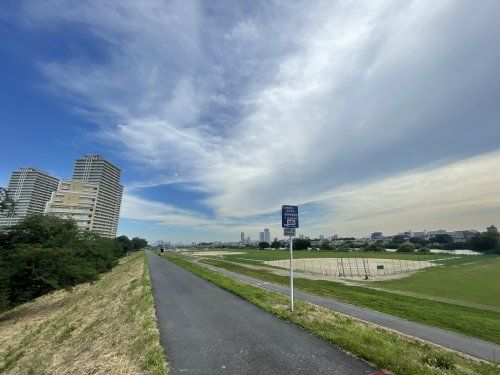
[121,151,500,239]
[310,151,500,236]
[13,0,500,238]
[120,192,210,227]
[121,192,278,237]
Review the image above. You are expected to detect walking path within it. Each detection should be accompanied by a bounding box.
[147,252,375,374]
[196,259,500,362]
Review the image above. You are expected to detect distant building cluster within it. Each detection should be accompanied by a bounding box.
[369,229,481,241]
[0,155,123,238]
[190,224,496,250]
[258,228,271,243]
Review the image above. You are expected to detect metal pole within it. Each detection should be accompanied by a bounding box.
[290,235,294,312]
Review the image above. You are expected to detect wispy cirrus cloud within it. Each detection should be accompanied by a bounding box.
[8,0,500,239]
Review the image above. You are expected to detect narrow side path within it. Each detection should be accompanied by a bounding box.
[147,251,374,375]
[197,259,500,362]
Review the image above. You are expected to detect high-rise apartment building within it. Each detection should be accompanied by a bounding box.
[240,232,245,243]
[72,155,123,237]
[0,168,59,228]
[264,228,271,243]
[259,232,264,242]
[45,180,99,232]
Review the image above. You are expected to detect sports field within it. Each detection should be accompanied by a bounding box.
[193,249,477,280]
[213,249,454,262]
[267,257,435,278]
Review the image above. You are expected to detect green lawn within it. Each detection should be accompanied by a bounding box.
[199,257,500,345]
[376,257,500,310]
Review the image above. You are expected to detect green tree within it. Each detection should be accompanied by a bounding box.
[258,241,270,249]
[466,232,499,253]
[270,239,281,249]
[131,237,148,250]
[443,242,464,250]
[320,242,331,250]
[397,242,415,253]
[391,235,405,244]
[2,214,79,248]
[409,237,429,246]
[116,235,133,252]
[432,234,454,244]
[364,243,384,252]
[293,238,311,250]
[0,215,126,310]
[343,240,355,248]
[0,187,15,216]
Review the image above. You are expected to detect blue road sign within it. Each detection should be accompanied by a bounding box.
[282,205,299,228]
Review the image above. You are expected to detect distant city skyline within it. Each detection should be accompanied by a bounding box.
[1,1,499,242]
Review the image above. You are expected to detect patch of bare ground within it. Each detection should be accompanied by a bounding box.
[0,252,166,375]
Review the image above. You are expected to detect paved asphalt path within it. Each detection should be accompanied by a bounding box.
[197,260,500,362]
[147,251,375,374]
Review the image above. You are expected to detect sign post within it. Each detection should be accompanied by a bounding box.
[282,205,298,312]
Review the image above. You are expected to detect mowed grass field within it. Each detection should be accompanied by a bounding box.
[376,257,500,311]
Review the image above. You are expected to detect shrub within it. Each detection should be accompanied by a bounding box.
[422,353,455,370]
[397,243,415,253]
[417,247,431,254]
[364,244,384,252]
[320,242,331,250]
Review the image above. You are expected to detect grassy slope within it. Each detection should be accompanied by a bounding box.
[200,257,500,345]
[164,253,498,375]
[376,257,500,310]
[0,251,167,375]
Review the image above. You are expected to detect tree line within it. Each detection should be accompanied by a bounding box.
[0,214,147,311]
[257,230,499,254]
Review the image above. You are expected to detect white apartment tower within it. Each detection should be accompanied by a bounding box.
[72,155,123,237]
[264,228,271,243]
[0,168,59,228]
[45,180,99,232]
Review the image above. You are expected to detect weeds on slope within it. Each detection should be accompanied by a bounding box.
[0,251,167,375]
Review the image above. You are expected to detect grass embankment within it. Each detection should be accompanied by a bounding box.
[199,257,500,345]
[0,251,167,375]
[377,257,500,311]
[163,253,498,374]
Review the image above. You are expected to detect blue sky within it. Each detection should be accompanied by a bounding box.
[1,0,500,243]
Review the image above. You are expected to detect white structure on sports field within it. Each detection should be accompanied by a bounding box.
[0,168,59,228]
[45,180,99,232]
